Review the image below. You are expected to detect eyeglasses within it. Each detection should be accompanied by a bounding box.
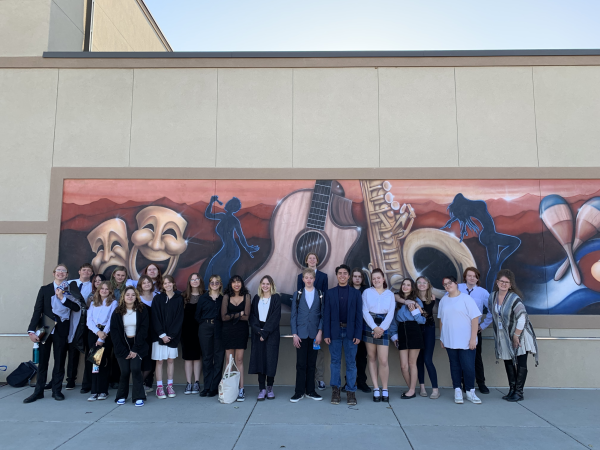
[442,282,455,288]
[55,269,68,273]
[497,280,511,285]
[210,281,220,285]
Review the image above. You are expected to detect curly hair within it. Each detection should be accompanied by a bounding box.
[223,275,249,297]
[493,269,524,299]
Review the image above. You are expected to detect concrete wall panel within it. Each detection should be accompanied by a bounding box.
[217,69,292,168]
[456,67,538,167]
[379,67,458,167]
[0,0,51,57]
[534,66,600,167]
[293,68,379,168]
[47,0,84,52]
[53,69,133,167]
[90,5,133,52]
[130,69,217,167]
[0,69,58,221]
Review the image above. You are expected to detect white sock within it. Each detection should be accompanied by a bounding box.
[168,379,173,385]
[382,389,388,395]
[157,381,163,387]
[373,389,381,397]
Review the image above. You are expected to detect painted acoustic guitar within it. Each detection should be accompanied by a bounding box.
[245,180,361,296]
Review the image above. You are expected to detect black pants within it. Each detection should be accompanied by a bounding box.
[88,333,112,395]
[109,347,121,385]
[258,374,274,390]
[356,340,368,386]
[66,341,80,384]
[295,338,318,395]
[81,329,93,391]
[33,333,68,395]
[116,338,146,402]
[475,331,485,385]
[198,322,225,392]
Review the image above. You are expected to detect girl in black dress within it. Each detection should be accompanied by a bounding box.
[137,275,156,392]
[221,275,251,402]
[181,273,204,395]
[249,275,281,401]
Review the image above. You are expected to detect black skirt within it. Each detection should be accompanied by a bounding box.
[396,321,424,350]
[222,320,249,350]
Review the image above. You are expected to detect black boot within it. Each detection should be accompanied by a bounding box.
[502,363,516,400]
[507,367,527,402]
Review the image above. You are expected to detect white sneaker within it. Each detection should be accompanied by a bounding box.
[466,389,481,404]
[454,388,464,404]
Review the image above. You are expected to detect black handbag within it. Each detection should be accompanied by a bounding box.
[7,361,37,387]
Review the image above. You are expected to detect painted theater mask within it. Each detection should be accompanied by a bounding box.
[129,206,188,280]
[87,218,130,276]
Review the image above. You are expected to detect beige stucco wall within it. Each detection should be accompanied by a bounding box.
[1,64,600,385]
[0,0,52,56]
[92,0,168,51]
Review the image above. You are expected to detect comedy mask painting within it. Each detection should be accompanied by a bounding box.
[60,178,600,316]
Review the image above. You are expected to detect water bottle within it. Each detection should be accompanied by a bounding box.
[313,339,320,350]
[32,343,40,364]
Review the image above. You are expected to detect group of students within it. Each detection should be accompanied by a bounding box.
[23,252,538,407]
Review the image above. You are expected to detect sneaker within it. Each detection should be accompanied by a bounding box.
[97,393,109,400]
[466,389,482,404]
[87,394,98,402]
[266,386,275,400]
[117,398,126,405]
[237,388,245,402]
[156,386,167,399]
[317,381,326,391]
[191,381,200,394]
[135,400,145,407]
[167,384,176,398]
[66,381,76,390]
[257,389,267,401]
[184,383,193,395]
[290,393,304,403]
[306,392,322,401]
[144,384,153,393]
[454,388,464,404]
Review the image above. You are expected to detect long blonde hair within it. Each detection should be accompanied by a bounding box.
[416,276,435,305]
[92,281,115,307]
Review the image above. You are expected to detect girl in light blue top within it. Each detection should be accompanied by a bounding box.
[389,279,425,399]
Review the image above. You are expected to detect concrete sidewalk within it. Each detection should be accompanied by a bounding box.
[0,384,598,450]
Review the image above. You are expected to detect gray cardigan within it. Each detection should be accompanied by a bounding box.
[290,288,324,340]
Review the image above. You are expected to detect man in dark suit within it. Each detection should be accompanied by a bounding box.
[24,264,81,403]
[323,264,362,406]
[296,252,329,391]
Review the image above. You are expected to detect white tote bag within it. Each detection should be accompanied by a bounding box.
[219,354,240,404]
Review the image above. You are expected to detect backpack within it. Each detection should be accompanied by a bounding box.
[296,288,324,312]
[7,361,37,387]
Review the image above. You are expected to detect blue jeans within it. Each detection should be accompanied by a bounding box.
[417,325,438,388]
[446,348,476,390]
[329,328,358,392]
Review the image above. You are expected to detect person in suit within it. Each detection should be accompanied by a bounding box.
[323,264,363,406]
[290,268,324,402]
[24,264,81,403]
[296,252,329,391]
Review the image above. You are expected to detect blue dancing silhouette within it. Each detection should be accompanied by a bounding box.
[204,195,259,287]
[441,193,521,291]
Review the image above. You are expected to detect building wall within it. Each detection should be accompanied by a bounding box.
[1,61,600,386]
[91,0,169,51]
[0,0,52,56]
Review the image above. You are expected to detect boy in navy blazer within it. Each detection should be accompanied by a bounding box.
[323,264,362,406]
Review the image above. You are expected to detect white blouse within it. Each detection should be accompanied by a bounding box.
[361,287,396,331]
[438,293,482,350]
[258,297,271,322]
[87,298,118,342]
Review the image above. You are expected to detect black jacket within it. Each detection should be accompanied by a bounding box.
[28,283,81,337]
[110,307,150,359]
[249,294,282,341]
[151,291,184,348]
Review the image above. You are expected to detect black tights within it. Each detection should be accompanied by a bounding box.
[258,374,274,390]
[504,354,528,370]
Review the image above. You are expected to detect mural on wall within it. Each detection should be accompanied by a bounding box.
[59,179,600,316]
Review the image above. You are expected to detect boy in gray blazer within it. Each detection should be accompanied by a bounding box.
[290,268,324,402]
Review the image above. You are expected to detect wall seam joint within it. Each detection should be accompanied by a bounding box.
[128,69,135,167]
[291,68,294,168]
[531,67,541,168]
[50,69,60,169]
[215,68,219,167]
[453,67,460,167]
[377,68,381,168]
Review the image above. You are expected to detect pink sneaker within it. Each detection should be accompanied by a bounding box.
[167,384,176,398]
[156,386,166,399]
